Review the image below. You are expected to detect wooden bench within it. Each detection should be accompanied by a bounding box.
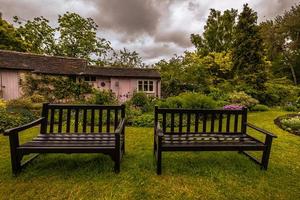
[4,103,126,175]
[154,106,277,175]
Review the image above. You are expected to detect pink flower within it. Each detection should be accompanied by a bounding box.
[223,104,244,110]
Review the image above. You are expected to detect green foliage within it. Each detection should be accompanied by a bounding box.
[14,16,56,54]
[7,97,34,110]
[263,81,299,106]
[111,48,145,68]
[250,104,270,112]
[0,99,6,109]
[30,94,46,103]
[232,4,268,89]
[0,16,27,51]
[0,107,37,133]
[57,12,111,63]
[283,105,298,112]
[89,89,117,105]
[191,9,237,55]
[158,92,217,109]
[208,88,229,101]
[131,92,149,107]
[228,91,259,108]
[131,113,154,127]
[21,74,92,102]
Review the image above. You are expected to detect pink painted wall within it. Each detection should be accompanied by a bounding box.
[91,77,161,102]
[0,70,22,100]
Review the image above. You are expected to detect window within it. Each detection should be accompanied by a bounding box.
[137,80,154,92]
[84,76,96,82]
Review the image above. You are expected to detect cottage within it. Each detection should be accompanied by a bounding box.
[0,50,161,101]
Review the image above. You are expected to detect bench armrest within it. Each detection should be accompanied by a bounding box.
[3,117,45,136]
[155,122,164,137]
[246,123,277,138]
[115,118,126,135]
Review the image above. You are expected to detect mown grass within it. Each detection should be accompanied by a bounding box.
[0,110,300,199]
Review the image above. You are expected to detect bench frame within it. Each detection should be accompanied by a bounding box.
[4,103,125,175]
[154,106,277,175]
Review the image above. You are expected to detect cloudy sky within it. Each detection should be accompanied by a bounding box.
[0,0,299,64]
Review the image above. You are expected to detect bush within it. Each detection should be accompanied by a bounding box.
[0,99,6,109]
[0,107,37,133]
[157,96,183,108]
[250,104,270,112]
[131,92,149,107]
[158,92,217,109]
[262,82,299,106]
[228,91,259,108]
[30,94,46,103]
[131,113,154,127]
[284,105,298,112]
[7,97,34,109]
[89,90,117,105]
[180,92,217,109]
[208,88,229,101]
[125,105,143,125]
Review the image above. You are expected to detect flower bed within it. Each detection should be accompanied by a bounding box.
[274,114,300,136]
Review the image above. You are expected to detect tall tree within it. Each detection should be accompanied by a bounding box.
[232,4,267,89]
[110,48,145,68]
[14,12,112,64]
[14,16,56,55]
[57,12,111,62]
[191,9,237,55]
[0,14,27,51]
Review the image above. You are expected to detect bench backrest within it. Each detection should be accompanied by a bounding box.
[155,107,247,135]
[40,103,125,134]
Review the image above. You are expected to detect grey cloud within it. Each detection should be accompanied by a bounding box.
[141,43,176,59]
[255,0,299,20]
[155,31,192,48]
[91,0,161,38]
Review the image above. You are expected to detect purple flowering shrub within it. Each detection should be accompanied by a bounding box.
[223,104,244,110]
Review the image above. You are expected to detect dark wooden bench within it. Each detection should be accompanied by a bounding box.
[154,106,277,175]
[4,103,125,175]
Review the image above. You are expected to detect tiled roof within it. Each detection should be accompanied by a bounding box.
[0,50,160,78]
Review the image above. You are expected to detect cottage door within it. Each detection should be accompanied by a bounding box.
[0,70,21,100]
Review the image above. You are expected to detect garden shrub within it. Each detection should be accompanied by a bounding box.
[125,105,143,126]
[157,96,183,108]
[0,107,37,133]
[30,93,46,103]
[131,113,154,127]
[89,89,117,105]
[0,99,6,109]
[208,88,229,101]
[262,82,299,106]
[250,104,270,112]
[7,97,34,109]
[21,74,92,102]
[180,92,217,109]
[131,92,149,107]
[228,91,259,108]
[284,105,298,112]
[158,92,217,109]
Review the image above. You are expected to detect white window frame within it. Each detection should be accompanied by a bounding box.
[84,76,96,82]
[137,80,154,93]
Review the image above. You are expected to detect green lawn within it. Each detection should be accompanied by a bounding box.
[0,110,300,200]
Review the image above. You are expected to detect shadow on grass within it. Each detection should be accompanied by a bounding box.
[19,153,116,179]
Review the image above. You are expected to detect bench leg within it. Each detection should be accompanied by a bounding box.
[261,136,273,170]
[156,149,162,175]
[9,134,22,175]
[114,149,121,173]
